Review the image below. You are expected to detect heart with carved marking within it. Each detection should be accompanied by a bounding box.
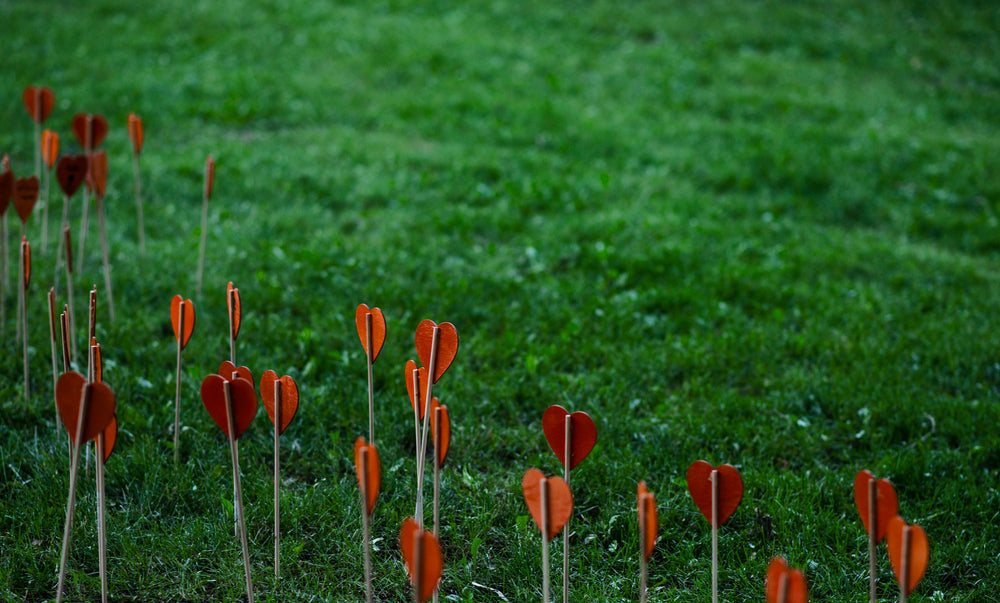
[765,557,809,603]
[637,481,657,562]
[22,86,55,123]
[887,516,928,596]
[522,468,573,541]
[170,295,196,349]
[686,460,743,527]
[542,405,597,471]
[853,469,898,542]
[57,155,88,198]
[400,517,443,603]
[354,437,381,516]
[355,304,387,362]
[56,371,117,447]
[200,374,257,439]
[14,176,39,224]
[261,370,298,434]
[414,319,458,383]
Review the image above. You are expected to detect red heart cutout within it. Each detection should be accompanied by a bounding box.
[57,155,88,198]
[200,374,257,439]
[637,481,657,562]
[170,295,196,349]
[400,517,443,603]
[261,370,299,434]
[430,399,450,467]
[100,415,118,463]
[887,517,929,596]
[227,282,241,340]
[22,86,55,123]
[686,460,743,527]
[853,469,898,542]
[542,404,597,471]
[21,238,30,290]
[42,129,59,169]
[414,320,458,383]
[404,359,430,420]
[218,361,254,390]
[89,150,108,198]
[522,468,574,541]
[354,437,381,516]
[205,155,215,199]
[0,169,12,216]
[72,113,109,150]
[56,371,117,447]
[14,176,39,224]
[355,304,387,362]
[128,113,144,156]
[765,557,809,603]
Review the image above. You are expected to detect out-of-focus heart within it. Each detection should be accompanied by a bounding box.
[100,415,118,463]
[853,469,898,542]
[57,155,88,198]
[542,405,597,471]
[128,113,144,155]
[522,468,573,541]
[0,169,11,216]
[72,113,108,149]
[405,359,430,420]
[89,150,108,198]
[42,130,59,169]
[56,371,117,447]
[354,437,381,516]
[637,481,657,562]
[14,176,39,223]
[355,304,387,362]
[887,516,928,596]
[218,361,254,390]
[170,295,196,349]
[414,319,458,383]
[200,374,257,439]
[400,517,443,603]
[430,399,450,467]
[686,460,743,527]
[22,86,54,123]
[261,370,298,434]
[765,557,809,603]
[227,281,241,339]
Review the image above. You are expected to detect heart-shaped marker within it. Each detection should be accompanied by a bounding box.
[101,415,118,463]
[218,361,254,390]
[400,517,443,603]
[90,150,108,198]
[205,155,215,199]
[261,370,299,434]
[227,282,241,339]
[14,176,39,224]
[405,359,430,420]
[21,238,31,290]
[765,557,809,603]
[57,155,88,198]
[72,113,109,150]
[637,481,657,562]
[170,295,196,349]
[354,437,381,516]
[0,169,11,216]
[430,399,451,467]
[200,374,257,439]
[128,113,144,156]
[853,469,898,542]
[42,129,59,169]
[22,86,54,123]
[415,320,459,383]
[56,371,117,447]
[522,468,574,541]
[542,405,597,471]
[887,516,929,596]
[355,304,387,362]
[686,460,743,527]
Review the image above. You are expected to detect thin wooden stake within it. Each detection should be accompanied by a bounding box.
[94,350,109,603]
[59,311,70,372]
[432,406,443,603]
[223,380,255,603]
[54,202,69,289]
[228,287,236,364]
[77,117,93,271]
[777,572,789,603]
[562,414,572,603]
[899,525,911,603]
[411,367,422,519]
[412,528,423,603]
[541,478,550,603]
[869,478,877,603]
[48,288,59,431]
[639,497,648,603]
[366,312,375,444]
[173,300,186,464]
[20,238,30,403]
[63,227,77,365]
[273,379,282,580]
[97,196,114,321]
[360,446,373,603]
[415,327,440,526]
[711,469,719,603]
[55,384,93,603]
[41,157,51,251]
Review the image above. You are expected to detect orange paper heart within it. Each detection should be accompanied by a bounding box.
[414,319,458,383]
[400,517,443,603]
[200,374,257,439]
[21,237,30,290]
[261,370,299,434]
[56,371,117,447]
[853,469,898,542]
[355,304,387,362]
[227,282,241,339]
[89,150,108,198]
[0,169,11,216]
[57,155,88,198]
[430,399,451,467]
[686,460,743,527]
[205,155,215,199]
[127,113,143,156]
[14,176,39,224]
[354,437,381,516]
[542,404,597,471]
[72,113,109,150]
[100,415,118,463]
[170,295,196,349]
[22,86,54,123]
[405,359,430,420]
[766,557,809,603]
[218,361,254,389]
[637,481,657,562]
[42,129,59,169]
[522,468,574,542]
[887,516,929,596]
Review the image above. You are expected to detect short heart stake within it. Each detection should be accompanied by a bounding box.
[170,295,196,462]
[196,155,214,298]
[356,303,387,444]
[887,516,928,603]
[766,557,809,603]
[354,437,381,603]
[400,517,443,603]
[523,468,574,603]
[686,460,744,603]
[262,370,299,579]
[636,481,658,603]
[854,469,899,602]
[127,112,146,253]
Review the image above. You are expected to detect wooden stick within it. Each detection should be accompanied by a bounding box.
[273,379,282,580]
[20,238,29,403]
[48,288,58,431]
[777,572,789,603]
[541,477,550,603]
[366,312,375,444]
[899,525,911,603]
[432,406,443,603]
[196,158,212,298]
[173,301,186,464]
[54,202,69,289]
[55,384,92,603]
[63,227,77,365]
[77,117,93,271]
[97,195,114,321]
[415,327,440,525]
[562,414,572,603]
[411,367,422,519]
[412,528,423,603]
[223,380,255,603]
[131,152,145,255]
[639,497,647,603]
[869,478,877,603]
[59,310,70,372]
[710,469,719,603]
[228,287,236,364]
[17,233,24,345]
[33,95,42,179]
[360,446,372,603]
[42,158,51,251]
[1,210,6,338]
[94,346,108,603]
[229,370,241,540]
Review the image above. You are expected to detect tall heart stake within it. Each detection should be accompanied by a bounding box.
[218,358,253,539]
[542,405,597,603]
[89,151,115,321]
[765,557,809,603]
[400,518,443,603]
[636,481,658,603]
[200,373,257,603]
[261,370,299,579]
[88,340,115,603]
[405,359,433,518]
[430,397,451,583]
[523,468,574,603]
[0,161,11,335]
[54,370,116,603]
[54,155,87,294]
[854,469,899,602]
[22,86,54,178]
[170,295,196,462]
[72,112,108,269]
[686,460,744,603]
[354,437,381,603]
[887,516,928,603]
[355,303,387,444]
[227,281,241,364]
[127,113,146,254]
[14,176,39,346]
[19,237,31,402]
[196,155,214,297]
[41,129,59,251]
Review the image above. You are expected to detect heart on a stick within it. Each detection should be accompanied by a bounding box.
[56,371,117,447]
[637,481,657,562]
[765,557,809,603]
[853,469,898,542]
[355,303,387,362]
[0,169,11,215]
[227,282,241,339]
[522,468,574,542]
[170,295,196,349]
[218,361,254,390]
[90,150,108,198]
[542,404,597,471]
[430,399,450,467]
[57,155,88,198]
[14,176,39,224]
[261,370,299,434]
[405,359,430,420]
[887,516,929,596]
[42,130,59,169]
[415,319,458,383]
[353,437,381,516]
[400,517,443,603]
[200,374,257,439]
[686,460,743,527]
[22,86,54,123]
[72,113,109,150]
[128,113,143,156]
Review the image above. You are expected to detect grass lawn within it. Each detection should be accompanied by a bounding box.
[2,0,999,600]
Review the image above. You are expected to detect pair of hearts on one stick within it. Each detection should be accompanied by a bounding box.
[201,366,298,439]
[55,371,117,458]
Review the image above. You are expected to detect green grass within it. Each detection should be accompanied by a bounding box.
[2,0,1000,600]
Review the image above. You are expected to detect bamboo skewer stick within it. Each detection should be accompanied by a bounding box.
[48,288,58,431]
[272,379,282,580]
[541,478,550,603]
[711,469,719,603]
[561,415,572,603]
[360,446,373,603]
[869,478,878,603]
[223,380,255,603]
[55,384,93,603]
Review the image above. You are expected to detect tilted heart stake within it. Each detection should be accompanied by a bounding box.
[522,468,574,542]
[261,371,299,434]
